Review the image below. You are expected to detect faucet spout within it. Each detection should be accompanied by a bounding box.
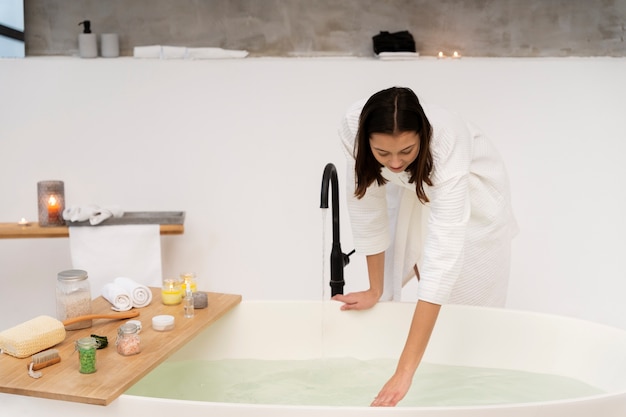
[320,163,354,297]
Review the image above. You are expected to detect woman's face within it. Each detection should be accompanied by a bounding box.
[369,131,420,173]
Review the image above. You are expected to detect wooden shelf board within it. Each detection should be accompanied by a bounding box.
[0,223,184,239]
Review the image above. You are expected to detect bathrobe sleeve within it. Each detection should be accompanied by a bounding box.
[338,100,391,255]
[416,108,473,304]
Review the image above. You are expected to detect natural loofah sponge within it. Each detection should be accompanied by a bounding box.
[0,316,66,358]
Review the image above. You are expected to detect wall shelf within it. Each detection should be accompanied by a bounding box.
[0,222,184,239]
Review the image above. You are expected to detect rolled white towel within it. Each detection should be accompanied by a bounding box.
[114,276,153,308]
[101,283,133,311]
[63,205,100,222]
[90,205,124,225]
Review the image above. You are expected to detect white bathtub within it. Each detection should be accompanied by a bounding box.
[4,301,626,416]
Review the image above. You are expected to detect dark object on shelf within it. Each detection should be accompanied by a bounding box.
[372,31,416,54]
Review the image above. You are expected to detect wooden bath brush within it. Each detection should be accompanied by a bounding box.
[27,348,61,379]
[0,311,139,359]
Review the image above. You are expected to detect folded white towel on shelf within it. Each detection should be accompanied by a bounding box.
[69,224,163,295]
[161,45,187,59]
[185,47,249,59]
[114,276,153,308]
[133,45,249,60]
[133,45,162,58]
[101,283,133,311]
[63,205,124,225]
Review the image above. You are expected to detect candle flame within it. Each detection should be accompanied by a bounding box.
[48,195,58,206]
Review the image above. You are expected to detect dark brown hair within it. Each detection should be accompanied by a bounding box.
[354,87,433,203]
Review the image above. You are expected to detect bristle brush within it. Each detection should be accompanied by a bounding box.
[27,348,61,379]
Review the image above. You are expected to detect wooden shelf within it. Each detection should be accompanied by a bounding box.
[0,288,242,405]
[0,222,184,239]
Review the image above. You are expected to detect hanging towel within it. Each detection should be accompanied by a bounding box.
[69,224,163,295]
[114,276,153,308]
[101,282,133,311]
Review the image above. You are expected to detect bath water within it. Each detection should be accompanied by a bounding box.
[125,358,603,407]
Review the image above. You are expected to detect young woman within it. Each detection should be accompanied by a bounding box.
[334,87,517,406]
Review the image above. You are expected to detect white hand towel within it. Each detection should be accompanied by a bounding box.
[133,45,162,58]
[62,204,124,225]
[101,283,133,311]
[63,205,100,222]
[185,47,249,59]
[114,276,153,308]
[161,45,187,59]
[89,205,124,225]
[69,224,163,295]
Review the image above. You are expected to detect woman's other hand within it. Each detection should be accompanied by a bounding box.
[332,289,380,310]
[370,370,413,407]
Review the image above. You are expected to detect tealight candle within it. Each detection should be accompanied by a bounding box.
[18,218,29,226]
[452,51,461,59]
[437,51,445,59]
[161,279,182,305]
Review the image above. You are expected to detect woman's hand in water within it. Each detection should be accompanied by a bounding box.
[332,289,380,310]
[371,370,413,407]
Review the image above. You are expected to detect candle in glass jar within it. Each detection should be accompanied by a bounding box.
[161,279,182,305]
[180,272,197,293]
[48,195,60,223]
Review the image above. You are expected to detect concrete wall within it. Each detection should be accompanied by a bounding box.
[23,0,626,57]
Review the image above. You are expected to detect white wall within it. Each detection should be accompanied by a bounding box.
[1,57,625,331]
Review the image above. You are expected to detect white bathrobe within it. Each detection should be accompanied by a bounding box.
[339,99,517,306]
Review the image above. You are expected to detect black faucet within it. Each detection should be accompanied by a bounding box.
[320,163,355,297]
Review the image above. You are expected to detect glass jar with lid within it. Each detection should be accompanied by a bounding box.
[56,269,92,330]
[116,322,142,356]
[75,336,97,373]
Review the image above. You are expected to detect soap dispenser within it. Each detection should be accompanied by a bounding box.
[78,20,97,58]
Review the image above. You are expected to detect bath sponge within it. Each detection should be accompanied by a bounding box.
[0,316,66,359]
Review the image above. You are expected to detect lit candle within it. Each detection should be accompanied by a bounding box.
[452,51,461,59]
[437,51,445,59]
[161,279,182,305]
[18,218,29,226]
[47,195,60,223]
[180,272,197,293]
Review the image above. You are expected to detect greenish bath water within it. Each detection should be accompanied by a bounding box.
[125,358,604,407]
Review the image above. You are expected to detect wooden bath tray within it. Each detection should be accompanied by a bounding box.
[0,288,242,405]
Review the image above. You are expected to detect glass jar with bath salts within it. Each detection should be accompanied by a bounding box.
[56,269,92,330]
[76,336,97,374]
[116,322,142,356]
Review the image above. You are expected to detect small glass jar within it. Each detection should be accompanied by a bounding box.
[116,323,141,356]
[76,336,97,374]
[56,269,92,330]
